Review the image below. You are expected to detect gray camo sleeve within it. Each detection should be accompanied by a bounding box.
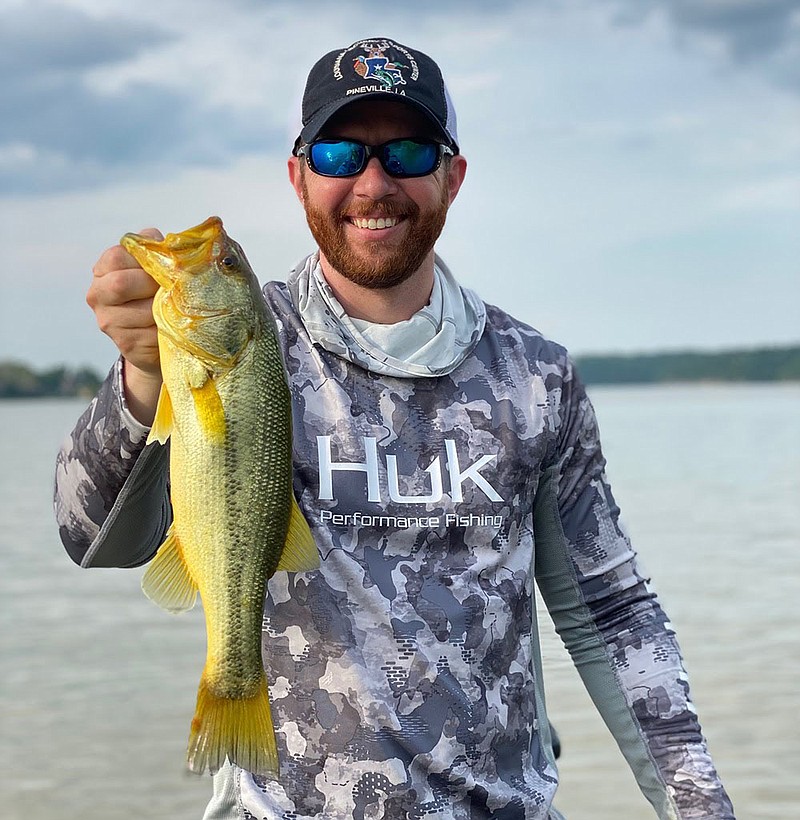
[534,356,735,819]
[53,358,171,568]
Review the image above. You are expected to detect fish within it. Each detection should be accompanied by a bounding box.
[120,216,318,778]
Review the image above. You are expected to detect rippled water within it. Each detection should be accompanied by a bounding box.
[1,384,798,819]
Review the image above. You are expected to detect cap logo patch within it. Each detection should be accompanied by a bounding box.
[333,39,420,98]
[354,45,406,89]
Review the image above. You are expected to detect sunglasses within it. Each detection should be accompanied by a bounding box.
[297,138,454,179]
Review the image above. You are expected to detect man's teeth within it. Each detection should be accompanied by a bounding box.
[351,217,399,230]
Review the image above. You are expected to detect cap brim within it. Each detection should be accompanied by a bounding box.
[296,94,457,152]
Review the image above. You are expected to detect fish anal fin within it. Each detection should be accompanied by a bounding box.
[276,495,319,573]
[141,524,198,613]
[190,377,226,443]
[146,384,174,445]
[187,672,278,778]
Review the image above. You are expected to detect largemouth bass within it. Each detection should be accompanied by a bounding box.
[120,216,318,777]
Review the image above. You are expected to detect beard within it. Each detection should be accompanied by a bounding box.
[301,173,450,290]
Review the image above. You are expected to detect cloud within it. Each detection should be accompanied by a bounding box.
[0,72,274,193]
[609,0,800,89]
[0,2,274,194]
[2,0,503,195]
[667,0,799,62]
[3,0,797,368]
[0,2,173,75]
[4,0,798,197]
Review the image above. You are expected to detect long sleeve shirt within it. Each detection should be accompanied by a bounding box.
[54,280,735,819]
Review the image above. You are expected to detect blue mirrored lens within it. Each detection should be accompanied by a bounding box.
[306,139,441,177]
[383,140,438,176]
[310,141,365,176]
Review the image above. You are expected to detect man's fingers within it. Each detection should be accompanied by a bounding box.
[92,227,164,279]
[87,267,158,310]
[106,297,159,330]
[93,299,159,347]
[137,227,165,241]
[113,327,160,364]
[108,268,159,303]
[93,244,136,277]
[84,226,165,374]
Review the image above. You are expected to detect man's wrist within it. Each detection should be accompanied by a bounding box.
[121,358,162,427]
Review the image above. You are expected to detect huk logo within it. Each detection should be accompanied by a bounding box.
[317,436,504,505]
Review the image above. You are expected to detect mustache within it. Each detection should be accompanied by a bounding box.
[340,199,419,219]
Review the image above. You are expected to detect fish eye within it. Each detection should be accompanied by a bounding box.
[220,254,238,269]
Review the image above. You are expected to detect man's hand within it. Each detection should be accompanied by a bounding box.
[87,228,164,425]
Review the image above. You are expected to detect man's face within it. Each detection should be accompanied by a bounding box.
[289,99,466,290]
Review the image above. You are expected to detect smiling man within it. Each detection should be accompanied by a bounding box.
[54,38,735,820]
[291,98,463,303]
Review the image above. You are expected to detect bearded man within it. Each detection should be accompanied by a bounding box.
[55,37,735,820]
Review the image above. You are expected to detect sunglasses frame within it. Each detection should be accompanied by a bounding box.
[296,138,454,179]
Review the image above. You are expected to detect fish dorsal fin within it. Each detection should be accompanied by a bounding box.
[276,496,319,573]
[141,523,198,613]
[147,384,174,445]
[191,377,226,443]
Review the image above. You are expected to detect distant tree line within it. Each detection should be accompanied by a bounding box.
[0,361,103,398]
[1,345,798,397]
[575,345,800,385]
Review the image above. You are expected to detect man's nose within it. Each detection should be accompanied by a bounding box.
[352,157,399,198]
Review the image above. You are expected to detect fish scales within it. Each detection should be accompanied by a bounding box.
[171,330,285,695]
[120,216,318,778]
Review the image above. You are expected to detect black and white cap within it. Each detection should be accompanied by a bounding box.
[294,38,459,153]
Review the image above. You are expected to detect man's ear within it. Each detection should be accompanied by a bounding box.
[288,156,304,203]
[446,154,468,205]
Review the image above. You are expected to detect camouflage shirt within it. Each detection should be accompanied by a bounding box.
[54,280,735,820]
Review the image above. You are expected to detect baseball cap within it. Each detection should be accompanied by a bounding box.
[293,37,459,154]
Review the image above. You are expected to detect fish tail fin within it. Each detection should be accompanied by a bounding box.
[187,672,279,778]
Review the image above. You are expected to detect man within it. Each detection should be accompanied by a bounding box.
[54,37,735,819]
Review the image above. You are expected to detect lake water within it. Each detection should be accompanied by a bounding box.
[1,384,798,819]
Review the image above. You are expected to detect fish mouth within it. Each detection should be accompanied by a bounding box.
[121,216,225,289]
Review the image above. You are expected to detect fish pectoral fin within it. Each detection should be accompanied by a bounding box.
[276,495,319,573]
[141,524,198,613]
[146,384,174,445]
[190,377,226,444]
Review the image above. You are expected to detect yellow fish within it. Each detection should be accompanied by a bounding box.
[120,216,318,777]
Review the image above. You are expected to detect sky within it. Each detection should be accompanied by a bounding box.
[1,0,798,373]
